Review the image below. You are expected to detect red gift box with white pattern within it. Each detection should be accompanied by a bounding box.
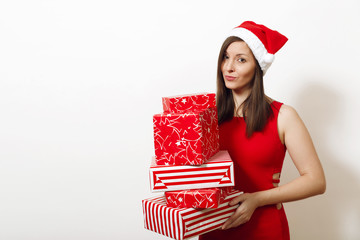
[162,93,216,113]
[149,151,234,192]
[165,187,233,209]
[142,189,243,240]
[153,107,219,166]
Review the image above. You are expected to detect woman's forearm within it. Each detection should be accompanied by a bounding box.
[255,173,326,207]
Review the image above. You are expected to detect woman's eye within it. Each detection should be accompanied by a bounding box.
[238,58,246,63]
[224,55,229,60]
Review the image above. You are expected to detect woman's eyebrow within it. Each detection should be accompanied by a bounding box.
[225,51,249,57]
[235,53,248,57]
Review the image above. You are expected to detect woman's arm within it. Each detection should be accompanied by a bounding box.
[222,104,326,230]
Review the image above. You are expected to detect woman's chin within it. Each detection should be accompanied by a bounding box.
[224,82,238,90]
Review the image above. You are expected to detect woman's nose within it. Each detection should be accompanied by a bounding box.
[223,60,234,73]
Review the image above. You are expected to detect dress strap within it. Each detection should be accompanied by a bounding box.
[270,100,286,150]
[271,100,283,114]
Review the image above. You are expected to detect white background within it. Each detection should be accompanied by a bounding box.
[0,0,359,239]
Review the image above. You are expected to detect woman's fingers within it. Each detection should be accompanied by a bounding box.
[229,193,247,206]
[222,209,250,230]
[222,195,245,229]
[222,193,258,230]
[222,211,238,229]
[222,203,249,229]
[226,216,249,229]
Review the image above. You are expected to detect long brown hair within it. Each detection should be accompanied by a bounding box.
[216,36,273,137]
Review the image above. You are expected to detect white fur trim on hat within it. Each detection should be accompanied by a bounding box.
[228,27,274,74]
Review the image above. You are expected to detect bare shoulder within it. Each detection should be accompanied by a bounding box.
[279,104,298,116]
[278,104,302,125]
[277,104,306,142]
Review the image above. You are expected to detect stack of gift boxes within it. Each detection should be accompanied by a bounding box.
[142,93,243,240]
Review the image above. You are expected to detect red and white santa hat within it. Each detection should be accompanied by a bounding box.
[228,21,288,74]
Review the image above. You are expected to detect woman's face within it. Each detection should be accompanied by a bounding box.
[221,41,256,93]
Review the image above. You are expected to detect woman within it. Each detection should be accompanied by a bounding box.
[199,21,326,239]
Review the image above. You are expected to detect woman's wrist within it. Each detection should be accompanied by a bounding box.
[252,190,270,208]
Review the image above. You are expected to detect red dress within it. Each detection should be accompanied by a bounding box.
[199,101,290,240]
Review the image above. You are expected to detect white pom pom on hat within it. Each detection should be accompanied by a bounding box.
[263,53,275,64]
[228,21,288,75]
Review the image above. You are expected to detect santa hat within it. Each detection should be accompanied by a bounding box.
[228,21,288,74]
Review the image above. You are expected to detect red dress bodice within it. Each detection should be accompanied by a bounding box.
[199,101,290,240]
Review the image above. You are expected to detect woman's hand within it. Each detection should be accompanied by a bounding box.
[222,192,260,230]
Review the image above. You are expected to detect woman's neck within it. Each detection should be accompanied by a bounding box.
[232,88,251,116]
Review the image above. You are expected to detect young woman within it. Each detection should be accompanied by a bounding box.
[199,21,326,240]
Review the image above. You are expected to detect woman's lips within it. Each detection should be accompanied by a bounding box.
[224,75,236,81]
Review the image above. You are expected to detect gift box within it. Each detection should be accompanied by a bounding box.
[142,189,242,240]
[153,107,219,166]
[149,151,234,192]
[162,93,216,113]
[165,187,233,209]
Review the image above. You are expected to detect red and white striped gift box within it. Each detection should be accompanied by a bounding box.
[142,189,242,240]
[162,93,216,114]
[149,151,234,192]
